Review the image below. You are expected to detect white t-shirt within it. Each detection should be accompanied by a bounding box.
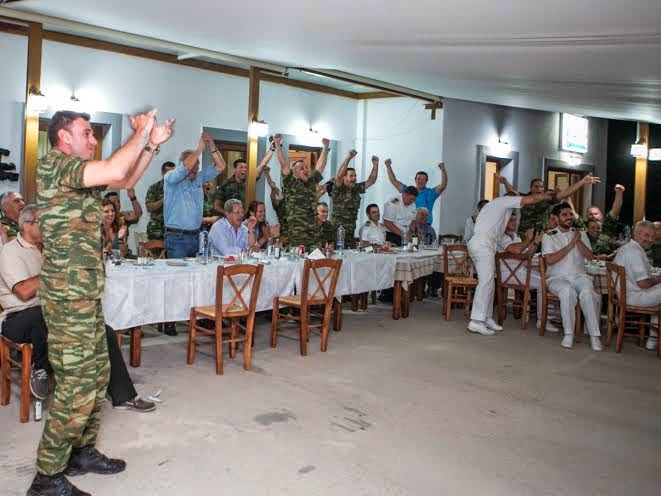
[0,234,43,322]
[383,195,416,235]
[497,232,522,253]
[464,216,476,242]
[541,229,591,279]
[359,220,386,244]
[613,240,651,297]
[470,196,523,249]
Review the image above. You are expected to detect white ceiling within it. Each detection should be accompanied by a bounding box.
[7,0,661,122]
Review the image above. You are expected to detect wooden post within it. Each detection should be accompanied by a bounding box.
[633,123,649,223]
[245,67,260,208]
[22,22,43,204]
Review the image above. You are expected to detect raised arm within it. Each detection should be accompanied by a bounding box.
[121,187,143,223]
[608,184,625,219]
[315,138,330,174]
[256,147,274,179]
[184,134,206,170]
[434,162,448,195]
[520,192,554,206]
[273,134,290,176]
[495,175,518,195]
[203,132,227,175]
[365,155,379,189]
[336,149,357,183]
[556,173,600,201]
[384,159,404,192]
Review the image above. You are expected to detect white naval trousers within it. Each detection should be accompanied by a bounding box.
[547,275,601,337]
[468,242,495,322]
[627,285,661,333]
[499,263,544,320]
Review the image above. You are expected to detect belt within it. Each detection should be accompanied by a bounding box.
[165,227,200,236]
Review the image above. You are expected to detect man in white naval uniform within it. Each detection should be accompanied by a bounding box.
[467,191,551,335]
[541,202,602,351]
[613,220,660,351]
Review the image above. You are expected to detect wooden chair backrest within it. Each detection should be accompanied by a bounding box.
[495,252,532,289]
[142,240,166,259]
[214,263,264,317]
[439,234,461,243]
[605,262,626,308]
[443,244,473,277]
[300,258,342,306]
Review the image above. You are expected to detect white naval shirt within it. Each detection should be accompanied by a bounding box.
[541,229,591,279]
[497,232,522,252]
[359,220,386,244]
[613,240,652,296]
[470,196,523,249]
[383,195,416,235]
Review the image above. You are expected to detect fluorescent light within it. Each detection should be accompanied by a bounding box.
[648,148,661,161]
[630,142,648,158]
[248,120,269,138]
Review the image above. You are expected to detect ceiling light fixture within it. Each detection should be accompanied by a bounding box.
[630,138,648,158]
[492,139,511,158]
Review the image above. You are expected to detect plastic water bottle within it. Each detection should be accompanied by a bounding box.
[34,400,43,421]
[336,225,345,251]
[401,232,409,252]
[198,228,209,264]
[273,238,282,259]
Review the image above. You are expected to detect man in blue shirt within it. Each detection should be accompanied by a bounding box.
[164,132,225,258]
[209,199,256,256]
[385,159,448,227]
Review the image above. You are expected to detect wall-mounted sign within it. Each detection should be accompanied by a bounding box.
[560,113,589,154]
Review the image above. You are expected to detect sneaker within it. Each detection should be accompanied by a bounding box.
[536,320,561,333]
[561,335,574,349]
[467,320,495,335]
[27,472,90,496]
[113,396,156,412]
[590,337,603,352]
[30,368,49,400]
[64,445,126,476]
[645,338,658,351]
[485,318,504,332]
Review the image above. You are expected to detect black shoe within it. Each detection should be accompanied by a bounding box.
[163,323,178,336]
[113,396,156,412]
[30,368,49,400]
[64,445,126,476]
[27,472,90,496]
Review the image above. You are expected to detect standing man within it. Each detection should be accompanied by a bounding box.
[578,184,626,236]
[541,202,602,351]
[164,132,226,258]
[382,186,418,246]
[613,221,660,351]
[201,180,220,231]
[385,159,447,227]
[464,199,489,243]
[467,192,551,335]
[331,150,378,246]
[29,109,173,495]
[145,161,176,241]
[275,134,329,248]
[1,190,25,240]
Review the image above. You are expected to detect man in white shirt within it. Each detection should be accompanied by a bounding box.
[359,203,386,245]
[382,186,418,246]
[468,191,551,335]
[541,202,602,350]
[464,199,489,243]
[209,199,256,256]
[613,220,660,350]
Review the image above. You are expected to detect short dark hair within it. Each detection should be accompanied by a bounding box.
[551,201,572,217]
[366,203,379,215]
[477,199,489,210]
[161,161,175,173]
[317,201,328,208]
[415,171,429,181]
[530,178,544,189]
[104,191,119,199]
[233,158,247,168]
[504,191,518,197]
[346,167,356,174]
[587,219,601,228]
[48,110,91,147]
[403,186,419,197]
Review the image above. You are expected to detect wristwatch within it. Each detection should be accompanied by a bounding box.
[145,143,160,156]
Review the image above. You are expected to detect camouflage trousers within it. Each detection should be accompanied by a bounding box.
[287,223,320,249]
[36,299,109,476]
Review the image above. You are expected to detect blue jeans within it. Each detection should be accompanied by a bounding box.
[165,232,198,258]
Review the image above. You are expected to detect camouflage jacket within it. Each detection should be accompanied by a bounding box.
[331,182,366,239]
[574,214,618,237]
[272,197,288,236]
[0,216,19,238]
[145,179,165,240]
[36,149,105,301]
[283,171,323,246]
[589,234,620,256]
[318,220,336,246]
[214,176,245,211]
[518,192,557,237]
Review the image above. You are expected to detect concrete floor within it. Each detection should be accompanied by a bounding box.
[1,299,660,496]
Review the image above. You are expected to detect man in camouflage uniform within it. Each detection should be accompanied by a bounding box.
[331,150,378,247]
[578,184,626,238]
[202,180,220,230]
[145,161,175,240]
[213,147,273,215]
[0,190,25,239]
[316,202,336,246]
[275,134,329,248]
[28,109,173,496]
[586,219,620,259]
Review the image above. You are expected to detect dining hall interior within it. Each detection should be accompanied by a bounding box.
[0,1,660,495]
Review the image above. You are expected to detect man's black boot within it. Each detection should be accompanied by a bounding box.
[64,445,126,476]
[26,472,91,496]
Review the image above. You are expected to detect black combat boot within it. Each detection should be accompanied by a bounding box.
[27,472,91,496]
[64,445,126,476]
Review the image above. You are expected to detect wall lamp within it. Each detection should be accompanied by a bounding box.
[248,119,269,138]
[27,87,48,114]
[630,138,648,158]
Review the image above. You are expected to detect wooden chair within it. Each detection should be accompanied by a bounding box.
[0,336,32,423]
[605,262,660,355]
[495,252,533,329]
[271,259,342,355]
[538,257,583,342]
[439,234,462,244]
[141,240,166,259]
[187,263,264,375]
[442,244,477,320]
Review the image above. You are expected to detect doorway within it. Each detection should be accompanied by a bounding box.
[288,144,321,173]
[213,140,247,186]
[544,158,593,214]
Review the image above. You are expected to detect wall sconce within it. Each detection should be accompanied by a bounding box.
[648,148,661,161]
[492,139,511,158]
[27,87,48,114]
[67,95,83,112]
[248,119,269,138]
[567,154,582,166]
[630,138,648,158]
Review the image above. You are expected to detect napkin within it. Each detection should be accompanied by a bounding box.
[307,248,326,260]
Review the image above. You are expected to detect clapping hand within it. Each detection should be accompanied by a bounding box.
[149,117,175,147]
[581,173,600,185]
[129,109,156,137]
[273,134,282,147]
[246,215,257,230]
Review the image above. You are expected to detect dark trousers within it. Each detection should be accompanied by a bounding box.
[386,231,402,247]
[1,306,52,373]
[105,325,138,406]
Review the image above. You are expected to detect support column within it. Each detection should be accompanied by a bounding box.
[633,123,649,223]
[21,21,43,204]
[245,67,260,208]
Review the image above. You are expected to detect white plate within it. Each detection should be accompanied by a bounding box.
[166,260,188,267]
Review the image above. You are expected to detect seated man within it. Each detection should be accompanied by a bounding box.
[209,198,256,256]
[575,184,625,236]
[541,202,602,350]
[383,186,418,246]
[586,219,619,260]
[464,199,489,243]
[613,220,660,350]
[409,207,436,246]
[360,203,386,246]
[0,205,154,411]
[317,202,336,246]
[0,190,24,241]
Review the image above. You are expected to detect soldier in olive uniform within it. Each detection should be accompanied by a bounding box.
[201,180,220,230]
[581,184,626,238]
[275,134,329,248]
[0,190,25,240]
[331,150,379,247]
[145,161,176,240]
[587,219,620,259]
[316,202,336,246]
[28,109,173,496]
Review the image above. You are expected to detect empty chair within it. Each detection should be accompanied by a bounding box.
[495,252,533,329]
[0,336,33,423]
[442,244,477,320]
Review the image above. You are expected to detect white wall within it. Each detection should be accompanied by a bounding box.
[441,98,608,235]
